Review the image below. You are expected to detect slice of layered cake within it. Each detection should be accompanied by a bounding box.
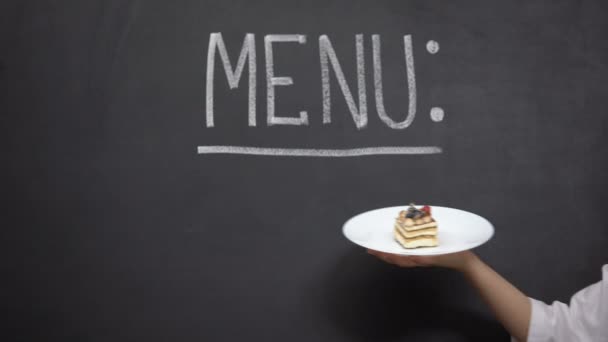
[394,204,438,248]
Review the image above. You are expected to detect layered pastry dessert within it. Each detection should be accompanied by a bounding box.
[394,204,438,248]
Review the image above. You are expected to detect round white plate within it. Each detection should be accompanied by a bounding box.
[342,205,494,255]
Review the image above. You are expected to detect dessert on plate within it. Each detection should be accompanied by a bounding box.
[394,203,438,248]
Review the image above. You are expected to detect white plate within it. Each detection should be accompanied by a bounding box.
[342,205,494,255]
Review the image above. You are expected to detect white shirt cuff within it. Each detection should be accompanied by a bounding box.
[510,297,551,342]
[526,297,554,342]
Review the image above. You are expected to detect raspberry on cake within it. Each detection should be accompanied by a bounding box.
[394,204,438,248]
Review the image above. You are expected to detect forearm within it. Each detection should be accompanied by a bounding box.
[459,254,531,341]
[368,249,533,340]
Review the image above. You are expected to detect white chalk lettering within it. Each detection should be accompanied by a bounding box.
[265,34,309,126]
[204,33,433,133]
[205,33,256,127]
[319,34,367,129]
[373,34,417,129]
[201,33,444,157]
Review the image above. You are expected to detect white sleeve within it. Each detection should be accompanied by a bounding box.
[523,265,608,342]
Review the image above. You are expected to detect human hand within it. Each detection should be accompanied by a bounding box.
[367,249,478,272]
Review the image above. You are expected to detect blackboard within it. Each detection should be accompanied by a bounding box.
[2,1,608,341]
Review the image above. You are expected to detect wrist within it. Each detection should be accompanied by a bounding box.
[455,250,480,273]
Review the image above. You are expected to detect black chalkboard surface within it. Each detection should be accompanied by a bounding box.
[2,1,608,341]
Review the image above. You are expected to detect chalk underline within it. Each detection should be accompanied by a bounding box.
[197,146,442,157]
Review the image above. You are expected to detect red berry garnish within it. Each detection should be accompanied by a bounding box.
[422,205,431,214]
